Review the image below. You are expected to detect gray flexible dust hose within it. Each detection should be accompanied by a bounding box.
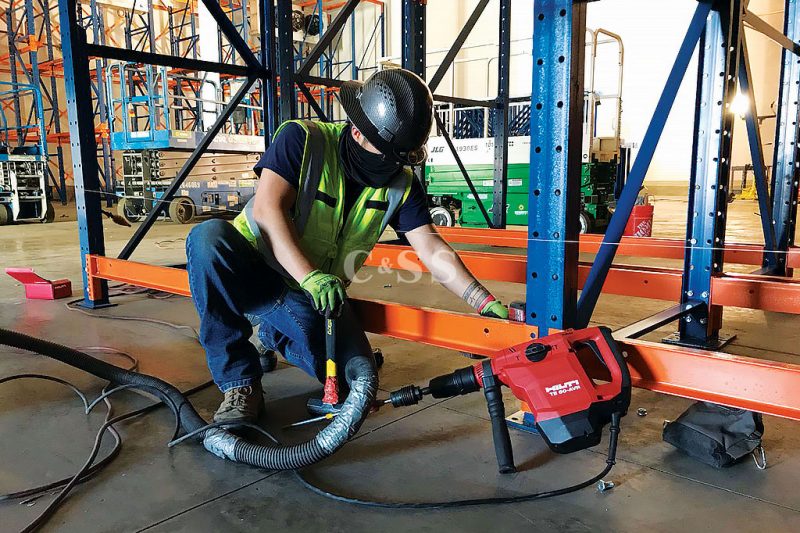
[204,356,377,468]
[0,327,378,470]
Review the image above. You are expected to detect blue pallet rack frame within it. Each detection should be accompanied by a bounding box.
[573,0,800,347]
[82,0,117,207]
[401,0,425,76]
[60,0,275,305]
[61,0,515,307]
[61,0,109,306]
[62,0,800,351]
[674,0,742,348]
[401,0,425,187]
[526,0,587,333]
[4,0,68,204]
[769,0,800,276]
[672,0,742,348]
[60,0,800,426]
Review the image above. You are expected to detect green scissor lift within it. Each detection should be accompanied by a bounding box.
[426,28,625,233]
[426,158,618,233]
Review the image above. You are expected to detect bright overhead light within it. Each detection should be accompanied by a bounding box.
[731,90,750,117]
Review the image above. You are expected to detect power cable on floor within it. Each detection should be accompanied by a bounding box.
[0,364,214,533]
[3,298,622,528]
[64,298,199,339]
[0,308,207,533]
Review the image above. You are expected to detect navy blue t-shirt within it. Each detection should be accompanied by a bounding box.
[253,122,431,234]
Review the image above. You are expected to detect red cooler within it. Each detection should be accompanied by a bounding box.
[623,204,654,237]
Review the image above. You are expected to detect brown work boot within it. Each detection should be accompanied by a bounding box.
[214,382,264,424]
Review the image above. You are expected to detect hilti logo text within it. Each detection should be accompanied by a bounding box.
[545,380,581,396]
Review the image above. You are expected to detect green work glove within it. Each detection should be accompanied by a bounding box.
[300,269,346,315]
[480,300,509,320]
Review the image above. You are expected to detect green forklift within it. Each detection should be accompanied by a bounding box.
[426,28,626,233]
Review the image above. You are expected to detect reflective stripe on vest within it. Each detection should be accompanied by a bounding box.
[233,119,413,283]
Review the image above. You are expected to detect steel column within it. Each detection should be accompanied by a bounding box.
[738,37,778,266]
[769,0,800,275]
[671,1,742,348]
[260,0,279,141]
[6,9,23,146]
[23,0,45,169]
[86,2,115,207]
[526,0,586,333]
[25,0,67,205]
[401,0,425,77]
[40,0,68,204]
[60,0,108,307]
[276,0,296,122]
[401,0,426,187]
[576,2,712,328]
[147,0,157,53]
[491,0,511,229]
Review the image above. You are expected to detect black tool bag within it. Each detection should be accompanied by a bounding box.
[663,401,764,468]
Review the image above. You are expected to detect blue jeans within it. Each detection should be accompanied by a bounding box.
[186,219,373,392]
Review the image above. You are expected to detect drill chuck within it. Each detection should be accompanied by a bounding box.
[388,366,480,409]
[388,385,425,407]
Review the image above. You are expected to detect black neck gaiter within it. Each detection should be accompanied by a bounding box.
[340,126,402,188]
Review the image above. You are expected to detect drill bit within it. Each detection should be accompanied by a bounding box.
[284,413,335,429]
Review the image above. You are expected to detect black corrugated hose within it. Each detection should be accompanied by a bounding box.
[0,327,378,471]
[2,326,622,522]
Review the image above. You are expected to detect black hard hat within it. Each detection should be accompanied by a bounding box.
[339,68,433,165]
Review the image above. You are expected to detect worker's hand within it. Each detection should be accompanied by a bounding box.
[300,270,346,316]
[480,300,509,320]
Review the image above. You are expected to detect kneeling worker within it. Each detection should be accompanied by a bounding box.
[186,69,509,423]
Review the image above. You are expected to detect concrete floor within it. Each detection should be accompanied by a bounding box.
[1,198,799,532]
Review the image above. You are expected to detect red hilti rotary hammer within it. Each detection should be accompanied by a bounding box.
[386,326,631,474]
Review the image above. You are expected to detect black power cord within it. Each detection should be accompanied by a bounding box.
[2,287,205,532]
[0,347,139,505]
[1,341,213,533]
[291,413,622,509]
[7,376,214,533]
[4,292,624,524]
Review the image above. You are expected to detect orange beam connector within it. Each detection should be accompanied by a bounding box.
[82,256,800,420]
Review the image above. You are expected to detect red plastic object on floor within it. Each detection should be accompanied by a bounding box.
[623,204,654,237]
[5,268,72,300]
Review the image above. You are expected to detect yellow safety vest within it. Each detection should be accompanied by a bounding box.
[233,120,413,284]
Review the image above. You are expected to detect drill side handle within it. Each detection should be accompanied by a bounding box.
[481,360,516,474]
